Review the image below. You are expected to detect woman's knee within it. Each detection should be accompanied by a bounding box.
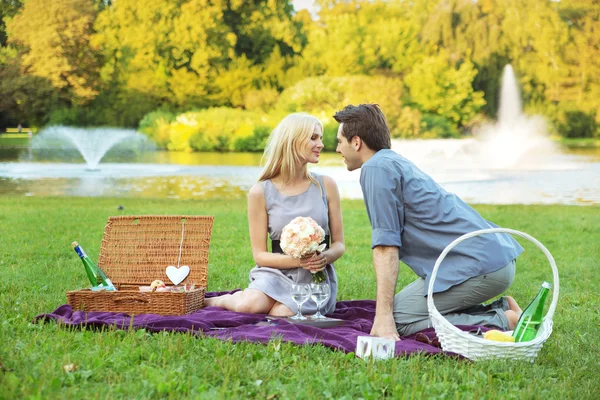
[234,290,272,314]
[268,302,293,317]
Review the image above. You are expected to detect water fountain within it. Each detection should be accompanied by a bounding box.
[380,64,599,204]
[30,126,153,170]
[474,65,557,169]
[392,65,558,170]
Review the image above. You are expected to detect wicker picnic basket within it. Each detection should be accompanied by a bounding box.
[427,228,560,362]
[67,215,214,316]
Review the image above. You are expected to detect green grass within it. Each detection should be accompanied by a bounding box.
[0,137,30,147]
[557,137,600,149]
[1,196,599,399]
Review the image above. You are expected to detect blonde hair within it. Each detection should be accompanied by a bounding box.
[258,113,324,187]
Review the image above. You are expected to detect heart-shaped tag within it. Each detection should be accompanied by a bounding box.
[165,265,190,285]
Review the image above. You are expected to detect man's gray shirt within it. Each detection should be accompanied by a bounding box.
[360,149,524,295]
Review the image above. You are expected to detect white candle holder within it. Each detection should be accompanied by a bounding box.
[355,336,395,360]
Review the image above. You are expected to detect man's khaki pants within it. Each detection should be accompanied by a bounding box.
[394,260,516,336]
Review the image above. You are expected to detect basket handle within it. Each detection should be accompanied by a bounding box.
[114,295,150,303]
[426,228,559,324]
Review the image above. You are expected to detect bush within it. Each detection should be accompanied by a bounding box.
[558,110,598,138]
[232,125,272,152]
[139,107,269,152]
[404,54,485,127]
[243,87,280,113]
[138,110,176,148]
[47,107,112,127]
[420,114,460,138]
[47,107,83,126]
[322,123,339,151]
[391,107,423,138]
[184,108,263,152]
[169,117,200,152]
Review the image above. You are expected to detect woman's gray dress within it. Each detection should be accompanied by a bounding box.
[248,173,338,315]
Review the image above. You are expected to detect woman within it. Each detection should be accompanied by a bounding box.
[205,113,345,316]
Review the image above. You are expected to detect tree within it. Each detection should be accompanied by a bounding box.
[299,1,421,77]
[93,0,305,109]
[404,52,485,127]
[0,0,22,47]
[557,0,600,112]
[6,0,101,105]
[0,50,58,126]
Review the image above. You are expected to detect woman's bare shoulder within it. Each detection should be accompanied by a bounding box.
[321,175,339,190]
[248,182,265,199]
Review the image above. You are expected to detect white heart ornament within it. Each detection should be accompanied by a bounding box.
[165,265,190,285]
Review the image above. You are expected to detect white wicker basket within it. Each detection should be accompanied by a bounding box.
[427,228,559,362]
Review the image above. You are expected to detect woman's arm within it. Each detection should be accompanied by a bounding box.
[247,183,302,269]
[320,175,345,265]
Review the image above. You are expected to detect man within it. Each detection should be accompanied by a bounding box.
[333,104,524,340]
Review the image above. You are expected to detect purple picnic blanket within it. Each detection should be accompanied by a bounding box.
[34,291,487,358]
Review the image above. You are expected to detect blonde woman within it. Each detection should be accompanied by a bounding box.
[205,113,345,316]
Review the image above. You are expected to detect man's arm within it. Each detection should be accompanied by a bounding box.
[370,245,400,340]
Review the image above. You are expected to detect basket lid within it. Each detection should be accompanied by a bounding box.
[97,215,214,286]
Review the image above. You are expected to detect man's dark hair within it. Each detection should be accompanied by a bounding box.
[333,104,391,151]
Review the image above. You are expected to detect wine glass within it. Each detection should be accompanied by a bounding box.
[290,283,311,320]
[310,282,330,319]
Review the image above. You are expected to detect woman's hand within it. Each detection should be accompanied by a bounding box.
[299,252,328,272]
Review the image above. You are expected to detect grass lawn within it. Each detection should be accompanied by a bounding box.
[0,137,30,147]
[1,196,598,399]
[557,137,600,149]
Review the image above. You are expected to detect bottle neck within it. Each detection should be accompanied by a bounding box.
[538,287,550,305]
[529,286,550,312]
[74,246,87,259]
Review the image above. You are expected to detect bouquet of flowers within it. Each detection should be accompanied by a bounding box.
[280,216,328,283]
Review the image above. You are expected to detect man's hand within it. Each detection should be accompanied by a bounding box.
[370,314,401,341]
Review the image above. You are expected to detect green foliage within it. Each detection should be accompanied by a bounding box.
[558,109,598,138]
[472,54,512,119]
[1,0,599,138]
[420,113,460,139]
[0,48,59,127]
[275,75,403,131]
[209,55,262,107]
[6,0,101,105]
[221,1,304,64]
[391,107,424,139]
[0,0,22,46]
[243,87,280,113]
[232,125,272,152]
[404,53,486,127]
[47,90,161,128]
[187,108,262,152]
[299,1,421,76]
[138,110,176,148]
[47,107,83,126]
[322,122,339,151]
[92,0,304,111]
[139,107,265,152]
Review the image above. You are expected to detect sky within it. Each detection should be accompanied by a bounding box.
[293,0,317,13]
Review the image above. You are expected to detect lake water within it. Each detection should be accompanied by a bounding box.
[1,141,599,205]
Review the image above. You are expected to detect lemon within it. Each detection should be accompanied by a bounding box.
[483,329,515,342]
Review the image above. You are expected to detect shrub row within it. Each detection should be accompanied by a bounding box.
[138,76,468,151]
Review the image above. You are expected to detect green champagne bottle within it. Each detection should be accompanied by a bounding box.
[72,241,116,291]
[512,282,551,342]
